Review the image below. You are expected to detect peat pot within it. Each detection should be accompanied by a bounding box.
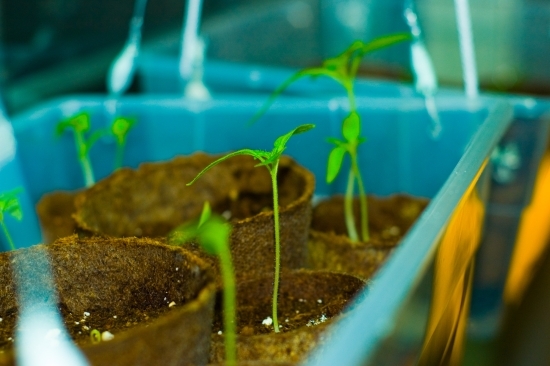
[72,153,315,283]
[307,195,429,280]
[209,269,365,364]
[0,236,216,366]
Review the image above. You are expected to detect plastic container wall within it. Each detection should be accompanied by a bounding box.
[7,95,511,363]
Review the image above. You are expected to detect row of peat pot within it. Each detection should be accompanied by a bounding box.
[0,88,548,365]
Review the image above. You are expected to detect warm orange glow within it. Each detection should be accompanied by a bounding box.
[419,163,486,366]
[504,145,550,305]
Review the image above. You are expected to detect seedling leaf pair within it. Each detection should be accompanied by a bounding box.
[249,33,411,124]
[56,112,137,187]
[326,112,366,184]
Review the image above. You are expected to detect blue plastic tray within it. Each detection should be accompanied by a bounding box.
[139,52,550,338]
[137,55,416,98]
[1,94,512,364]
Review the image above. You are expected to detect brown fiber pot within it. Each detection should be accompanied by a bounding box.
[72,153,315,283]
[209,269,365,364]
[307,194,429,280]
[36,190,79,244]
[0,236,216,366]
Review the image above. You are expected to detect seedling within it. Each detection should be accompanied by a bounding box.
[250,33,411,243]
[111,116,136,170]
[90,329,101,344]
[170,202,236,366]
[187,124,315,333]
[56,112,106,187]
[0,188,23,251]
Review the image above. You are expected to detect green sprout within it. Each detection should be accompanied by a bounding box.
[250,33,411,243]
[56,112,107,187]
[187,124,315,333]
[170,202,236,366]
[0,188,23,251]
[90,329,101,344]
[111,116,136,170]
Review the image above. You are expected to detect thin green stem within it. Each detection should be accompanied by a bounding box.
[270,162,281,333]
[345,168,359,243]
[75,132,95,187]
[351,155,369,242]
[1,220,16,251]
[346,84,356,113]
[219,246,237,366]
[115,141,125,170]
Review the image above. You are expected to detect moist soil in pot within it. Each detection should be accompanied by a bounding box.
[72,153,315,283]
[0,235,216,366]
[209,269,365,364]
[307,194,429,280]
[36,190,79,244]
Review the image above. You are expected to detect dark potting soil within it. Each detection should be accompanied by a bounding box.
[0,302,177,351]
[208,270,365,364]
[311,194,429,246]
[211,270,364,336]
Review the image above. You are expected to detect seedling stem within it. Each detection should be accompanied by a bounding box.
[170,202,236,365]
[56,112,107,187]
[186,124,315,333]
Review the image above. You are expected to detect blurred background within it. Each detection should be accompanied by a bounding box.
[1,0,549,114]
[2,1,550,365]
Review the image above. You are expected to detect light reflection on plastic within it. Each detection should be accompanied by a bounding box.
[418,161,486,365]
[504,142,550,305]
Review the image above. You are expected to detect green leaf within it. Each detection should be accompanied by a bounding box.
[326,146,347,183]
[0,188,23,221]
[56,112,91,136]
[169,212,230,257]
[248,68,341,125]
[111,117,136,145]
[187,149,264,186]
[195,218,231,256]
[198,201,212,228]
[342,112,361,142]
[273,124,315,152]
[359,33,412,55]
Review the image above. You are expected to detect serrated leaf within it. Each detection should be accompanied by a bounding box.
[326,146,347,183]
[342,112,361,142]
[273,124,315,155]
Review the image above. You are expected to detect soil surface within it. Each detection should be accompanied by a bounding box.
[311,194,429,247]
[209,270,365,363]
[307,194,429,280]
